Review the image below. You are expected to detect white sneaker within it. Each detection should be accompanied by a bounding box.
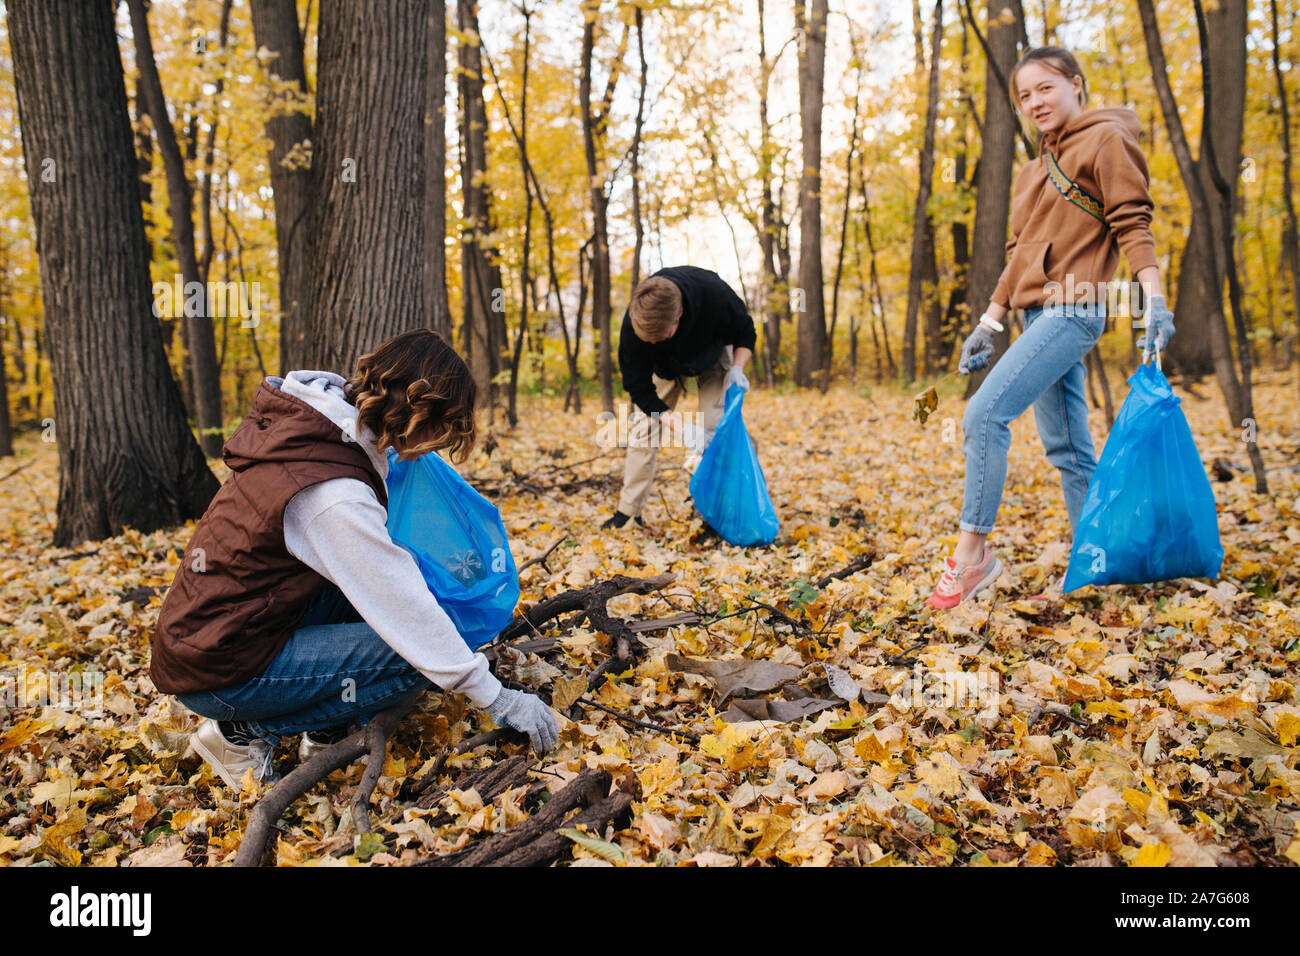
[189,719,279,792]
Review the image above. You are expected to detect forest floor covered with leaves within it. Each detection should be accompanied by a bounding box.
[2,372,1299,867]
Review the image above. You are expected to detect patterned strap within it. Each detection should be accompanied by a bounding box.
[1043,149,1106,224]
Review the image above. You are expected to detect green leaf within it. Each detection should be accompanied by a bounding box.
[789,577,818,608]
[557,827,624,864]
[143,823,172,846]
[353,831,386,861]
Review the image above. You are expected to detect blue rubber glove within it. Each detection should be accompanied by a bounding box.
[958,324,996,375]
[1136,294,1175,357]
[485,687,559,754]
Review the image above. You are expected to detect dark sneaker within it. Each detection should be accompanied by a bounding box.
[601,511,644,530]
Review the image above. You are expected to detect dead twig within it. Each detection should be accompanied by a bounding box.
[415,769,613,867]
[884,638,928,666]
[494,572,676,644]
[0,461,33,483]
[234,700,414,867]
[406,727,516,799]
[1027,702,1088,728]
[974,593,1000,653]
[813,551,876,589]
[575,696,701,744]
[517,533,569,574]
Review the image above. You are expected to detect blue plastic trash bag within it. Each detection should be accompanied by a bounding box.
[384,448,519,649]
[689,383,779,547]
[1062,360,1223,593]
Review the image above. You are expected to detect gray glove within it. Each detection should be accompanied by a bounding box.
[958,324,997,374]
[484,687,559,754]
[724,365,750,391]
[1136,294,1175,357]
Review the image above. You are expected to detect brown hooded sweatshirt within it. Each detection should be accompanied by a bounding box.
[991,106,1158,310]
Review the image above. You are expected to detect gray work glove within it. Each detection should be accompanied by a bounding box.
[724,365,750,392]
[958,324,997,375]
[1136,294,1175,357]
[484,687,559,754]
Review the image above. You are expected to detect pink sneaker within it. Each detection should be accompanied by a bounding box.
[926,548,1003,609]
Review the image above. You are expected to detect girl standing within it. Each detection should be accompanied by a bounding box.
[927,47,1175,609]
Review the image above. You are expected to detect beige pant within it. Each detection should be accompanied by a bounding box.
[618,346,733,517]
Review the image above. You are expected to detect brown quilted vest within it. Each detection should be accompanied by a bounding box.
[150,379,388,695]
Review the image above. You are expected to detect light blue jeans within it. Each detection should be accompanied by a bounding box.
[961,302,1106,536]
[176,585,431,746]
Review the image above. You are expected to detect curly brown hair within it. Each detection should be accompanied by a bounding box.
[345,329,478,463]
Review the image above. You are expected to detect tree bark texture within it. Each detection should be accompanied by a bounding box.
[127,0,225,457]
[423,0,454,341]
[8,0,218,546]
[248,0,314,373]
[963,0,1020,397]
[301,0,429,374]
[458,0,506,405]
[1165,0,1247,378]
[793,0,829,387]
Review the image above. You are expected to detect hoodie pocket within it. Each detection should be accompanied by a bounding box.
[1009,240,1052,301]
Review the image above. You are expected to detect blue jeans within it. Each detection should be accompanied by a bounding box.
[176,585,431,746]
[961,302,1106,536]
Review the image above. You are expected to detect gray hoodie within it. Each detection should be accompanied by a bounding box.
[274,370,503,708]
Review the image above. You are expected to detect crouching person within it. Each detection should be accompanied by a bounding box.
[149,329,557,790]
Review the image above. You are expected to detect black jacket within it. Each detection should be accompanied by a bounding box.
[617,266,757,416]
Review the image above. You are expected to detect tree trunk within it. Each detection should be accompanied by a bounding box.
[8,0,218,544]
[580,0,615,414]
[629,5,648,293]
[939,15,972,368]
[458,0,505,412]
[1190,0,1266,493]
[903,0,944,384]
[506,4,535,429]
[963,0,1020,398]
[793,0,829,387]
[1164,0,1247,379]
[859,172,894,379]
[127,0,225,457]
[826,35,865,386]
[1136,0,1251,456]
[1272,0,1300,389]
[302,0,428,374]
[423,0,453,341]
[479,29,572,418]
[757,0,784,384]
[0,277,12,458]
[249,0,314,373]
